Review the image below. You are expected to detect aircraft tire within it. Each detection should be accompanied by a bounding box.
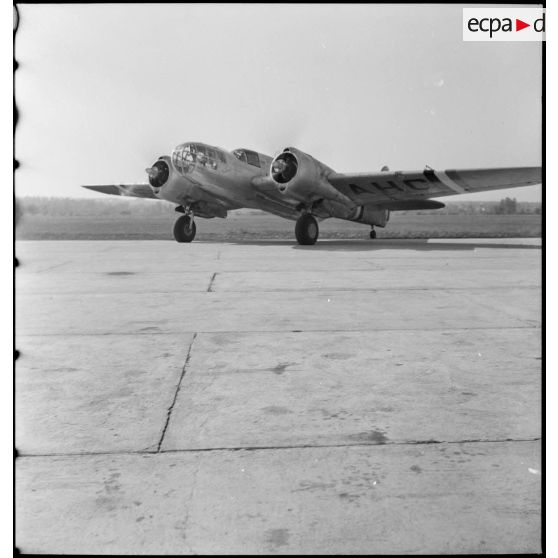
[173,215,196,243]
[369,229,377,239]
[295,214,319,245]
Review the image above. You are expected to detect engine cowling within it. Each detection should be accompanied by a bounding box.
[146,154,209,206]
[146,157,171,189]
[270,147,352,206]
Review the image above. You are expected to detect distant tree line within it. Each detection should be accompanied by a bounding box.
[406,198,541,215]
[15,196,541,221]
[494,197,520,215]
[15,196,176,221]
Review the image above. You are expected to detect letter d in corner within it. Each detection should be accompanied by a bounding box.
[463,8,545,41]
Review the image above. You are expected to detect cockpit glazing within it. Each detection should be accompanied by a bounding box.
[172,143,226,176]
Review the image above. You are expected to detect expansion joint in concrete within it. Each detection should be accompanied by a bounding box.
[33,261,72,273]
[18,436,541,459]
[206,272,217,292]
[156,333,198,452]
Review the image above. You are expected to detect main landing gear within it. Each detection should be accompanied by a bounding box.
[295,214,319,245]
[173,213,196,243]
[369,227,377,239]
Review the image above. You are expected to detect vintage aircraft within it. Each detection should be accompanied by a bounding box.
[83,143,542,245]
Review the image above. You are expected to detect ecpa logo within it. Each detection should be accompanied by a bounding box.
[463,8,545,41]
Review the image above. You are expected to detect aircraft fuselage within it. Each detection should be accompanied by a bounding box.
[152,142,297,219]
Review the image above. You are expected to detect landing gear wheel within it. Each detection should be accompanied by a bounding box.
[173,215,196,243]
[369,229,377,239]
[295,214,319,245]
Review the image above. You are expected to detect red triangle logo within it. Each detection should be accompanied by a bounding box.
[516,19,530,31]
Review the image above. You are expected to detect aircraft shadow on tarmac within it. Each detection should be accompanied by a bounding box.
[222,239,542,252]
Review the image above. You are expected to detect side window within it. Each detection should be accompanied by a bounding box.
[186,144,197,164]
[233,149,248,163]
[206,148,218,170]
[245,150,260,168]
[195,145,212,168]
[232,149,259,167]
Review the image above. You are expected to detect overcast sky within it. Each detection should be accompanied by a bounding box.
[15,3,542,201]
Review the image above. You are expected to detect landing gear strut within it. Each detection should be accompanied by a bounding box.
[295,214,319,245]
[173,214,196,243]
[369,227,377,239]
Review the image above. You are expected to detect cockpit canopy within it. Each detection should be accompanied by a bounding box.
[172,143,263,177]
[172,143,227,176]
[232,149,261,168]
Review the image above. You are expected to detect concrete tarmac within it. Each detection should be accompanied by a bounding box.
[16,238,542,554]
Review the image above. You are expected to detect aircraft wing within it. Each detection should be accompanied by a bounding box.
[82,183,158,199]
[326,167,542,206]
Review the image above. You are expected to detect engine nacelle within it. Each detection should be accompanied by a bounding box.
[147,154,214,206]
[270,147,353,206]
[146,155,191,203]
[349,206,390,227]
[314,199,389,227]
[146,156,172,190]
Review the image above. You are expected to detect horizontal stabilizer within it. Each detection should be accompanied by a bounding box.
[82,183,158,199]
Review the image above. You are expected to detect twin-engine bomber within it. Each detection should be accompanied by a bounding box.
[83,143,542,245]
